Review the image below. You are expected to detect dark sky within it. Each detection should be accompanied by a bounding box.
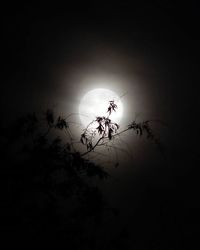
[1,2,200,248]
[2,2,200,140]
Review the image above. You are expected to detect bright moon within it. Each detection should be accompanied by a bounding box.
[79,88,123,127]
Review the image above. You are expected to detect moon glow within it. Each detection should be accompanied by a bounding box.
[79,88,123,127]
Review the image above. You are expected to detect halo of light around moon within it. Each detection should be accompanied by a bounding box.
[79,88,123,127]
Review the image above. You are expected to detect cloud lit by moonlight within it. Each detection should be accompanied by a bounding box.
[79,88,123,127]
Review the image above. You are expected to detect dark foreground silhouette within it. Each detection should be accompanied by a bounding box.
[1,109,199,249]
[1,111,114,249]
[0,100,165,249]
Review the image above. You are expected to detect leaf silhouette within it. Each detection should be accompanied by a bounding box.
[55,116,68,130]
[96,124,104,135]
[107,100,118,115]
[108,128,113,140]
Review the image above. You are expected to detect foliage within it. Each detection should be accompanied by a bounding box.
[80,100,165,157]
[1,110,112,249]
[1,100,165,248]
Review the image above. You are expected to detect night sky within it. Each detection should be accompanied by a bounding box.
[1,2,200,249]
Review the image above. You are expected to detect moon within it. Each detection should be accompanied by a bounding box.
[79,88,123,127]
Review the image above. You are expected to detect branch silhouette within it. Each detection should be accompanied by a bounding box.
[1,98,166,248]
[80,100,166,157]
